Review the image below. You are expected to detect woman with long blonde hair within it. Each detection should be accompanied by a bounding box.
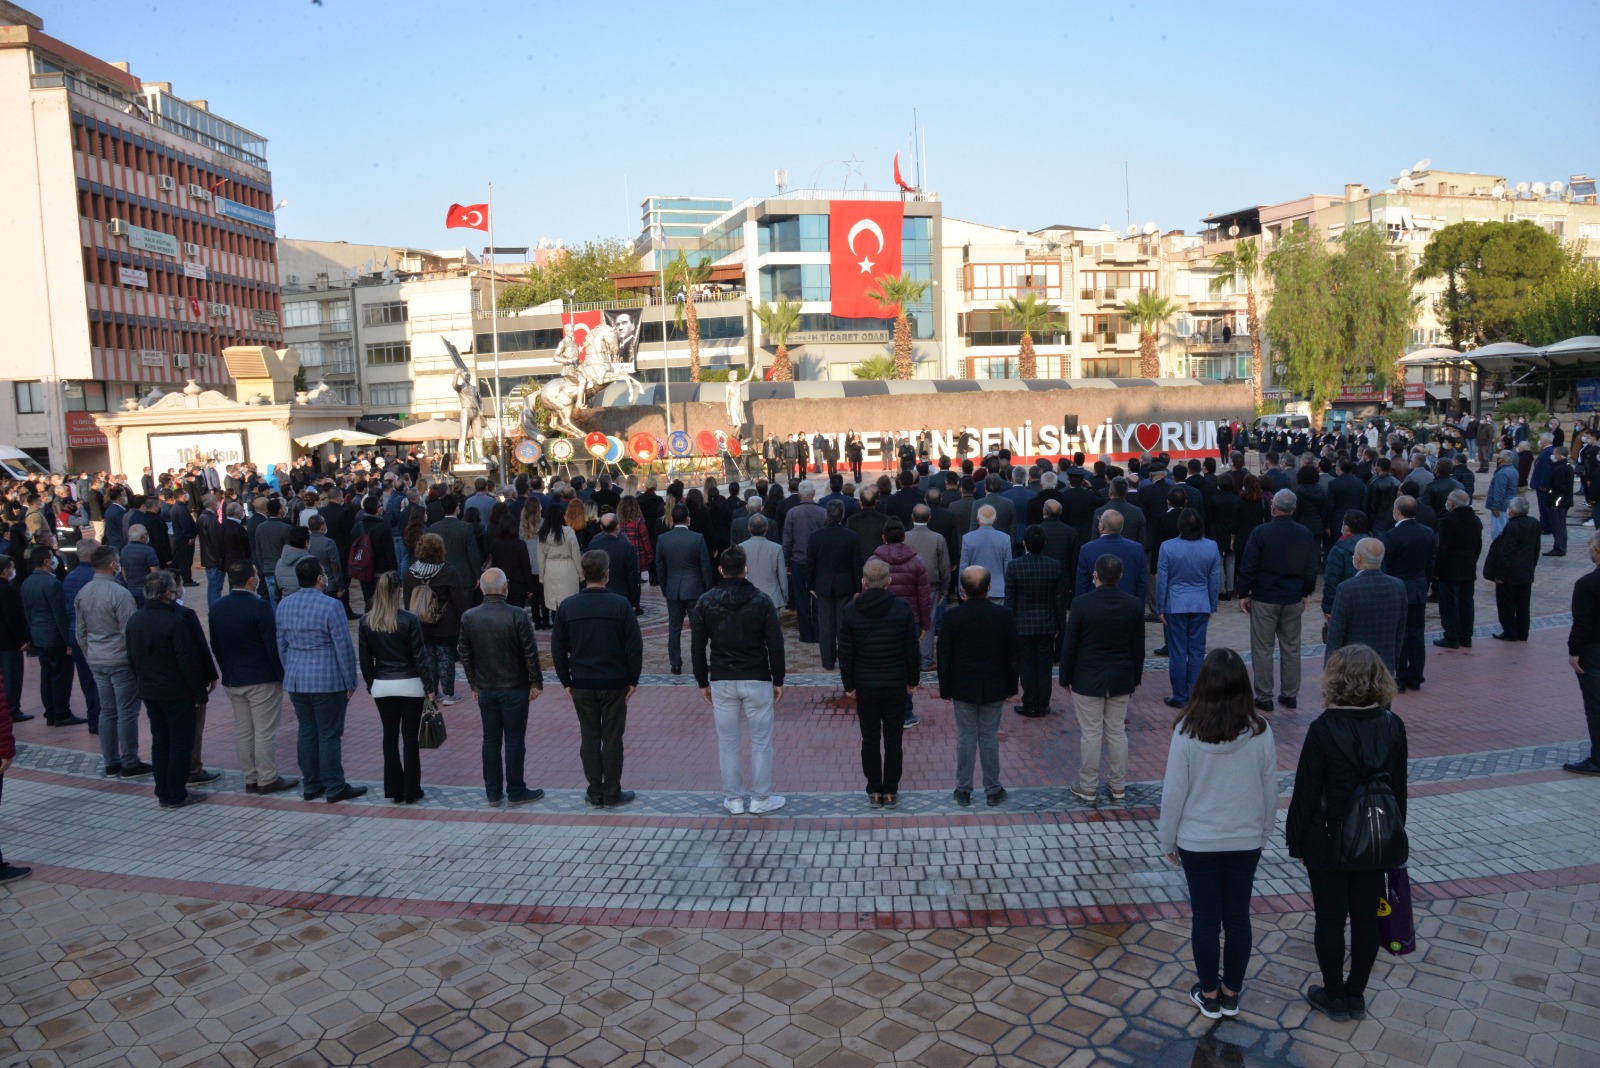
[357,571,428,803]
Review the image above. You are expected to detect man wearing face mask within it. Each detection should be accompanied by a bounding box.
[125,571,218,808]
[74,545,151,779]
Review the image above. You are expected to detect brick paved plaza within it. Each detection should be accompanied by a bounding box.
[2,506,1597,1066]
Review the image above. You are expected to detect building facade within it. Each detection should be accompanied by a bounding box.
[0,3,280,472]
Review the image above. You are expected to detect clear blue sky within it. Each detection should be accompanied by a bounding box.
[37,0,1600,250]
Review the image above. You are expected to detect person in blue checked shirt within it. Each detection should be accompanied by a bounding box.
[276,556,366,803]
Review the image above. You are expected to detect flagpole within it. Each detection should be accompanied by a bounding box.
[488,182,504,480]
[659,238,674,480]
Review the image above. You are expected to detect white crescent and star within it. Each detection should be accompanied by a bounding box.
[847,218,884,274]
[463,209,484,227]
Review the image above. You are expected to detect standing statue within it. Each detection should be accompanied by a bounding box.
[443,338,486,461]
[723,362,759,433]
[526,325,645,440]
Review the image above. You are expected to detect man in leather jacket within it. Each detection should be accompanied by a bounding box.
[458,568,545,806]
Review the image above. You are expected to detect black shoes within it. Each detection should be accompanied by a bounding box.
[608,791,636,807]
[1543,550,1566,557]
[0,864,32,884]
[103,764,123,777]
[1432,638,1459,649]
[1163,697,1185,709]
[188,768,221,786]
[1344,994,1367,1020]
[670,665,683,676]
[302,788,326,801]
[1564,759,1600,775]
[119,762,154,778]
[1305,985,1350,1021]
[249,777,300,795]
[48,715,88,727]
[952,788,971,806]
[325,784,368,803]
[986,788,1007,807]
[1153,646,1169,657]
[160,792,208,809]
[9,713,34,722]
[1190,984,1221,1020]
[1218,990,1240,1017]
[507,789,545,806]
[1277,695,1297,710]
[1254,698,1274,713]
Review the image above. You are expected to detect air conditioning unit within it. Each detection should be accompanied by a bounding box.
[172,353,190,369]
[184,242,201,257]
[187,183,211,201]
[107,219,128,237]
[158,175,175,192]
[193,353,207,368]
[286,274,299,285]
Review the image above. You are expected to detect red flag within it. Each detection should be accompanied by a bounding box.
[829,200,903,319]
[564,310,603,360]
[893,153,915,193]
[445,203,489,230]
[188,296,202,317]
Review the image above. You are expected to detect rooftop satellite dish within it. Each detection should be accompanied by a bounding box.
[1551,180,1566,194]
[1099,222,1112,231]
[1413,158,1431,172]
[1532,181,1547,196]
[1396,176,1415,192]
[1399,167,1413,178]
[555,239,565,249]
[1516,181,1530,194]
[1125,224,1137,236]
[1491,185,1506,200]
[1142,221,1157,236]
[1228,223,1240,238]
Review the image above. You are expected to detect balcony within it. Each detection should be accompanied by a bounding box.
[323,358,356,375]
[1183,335,1248,353]
[320,319,353,335]
[961,331,1071,347]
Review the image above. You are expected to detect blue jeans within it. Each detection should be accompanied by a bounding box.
[289,690,350,795]
[0,649,22,718]
[206,567,226,609]
[477,688,530,800]
[1179,848,1263,994]
[262,573,279,604]
[393,536,408,573]
[1491,510,1509,539]
[1166,612,1210,704]
[91,661,142,767]
[422,642,458,698]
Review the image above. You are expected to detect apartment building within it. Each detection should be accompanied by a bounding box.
[0,2,280,472]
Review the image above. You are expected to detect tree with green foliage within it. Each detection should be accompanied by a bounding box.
[754,296,802,381]
[664,251,714,382]
[1208,237,1264,408]
[851,354,897,380]
[866,274,931,379]
[1517,257,1600,345]
[997,293,1059,379]
[1262,224,1417,415]
[497,238,640,310]
[1122,291,1179,379]
[1415,220,1566,345]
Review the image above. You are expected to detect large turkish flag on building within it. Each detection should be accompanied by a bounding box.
[829,200,903,319]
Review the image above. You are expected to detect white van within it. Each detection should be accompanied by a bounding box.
[1253,413,1311,433]
[0,446,51,480]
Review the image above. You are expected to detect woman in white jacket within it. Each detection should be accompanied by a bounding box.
[1158,647,1279,1021]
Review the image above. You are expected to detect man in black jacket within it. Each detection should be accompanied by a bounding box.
[1365,458,1401,533]
[690,544,786,815]
[458,568,545,807]
[937,565,1018,806]
[838,558,920,806]
[1059,553,1145,805]
[1238,490,1319,712]
[1006,526,1068,718]
[1485,496,1540,641]
[808,502,864,671]
[589,514,641,609]
[846,488,890,561]
[1565,530,1600,775]
[125,571,217,808]
[1433,490,1482,650]
[1327,460,1367,535]
[1381,497,1437,692]
[1547,447,1576,556]
[552,550,643,807]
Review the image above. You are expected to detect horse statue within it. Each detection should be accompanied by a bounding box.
[525,322,645,440]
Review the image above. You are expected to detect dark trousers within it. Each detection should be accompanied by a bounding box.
[1553,506,1569,553]
[855,690,906,795]
[572,688,628,803]
[791,562,817,643]
[1179,848,1262,994]
[1580,646,1600,761]
[1496,583,1532,640]
[1397,601,1426,687]
[289,690,349,796]
[1018,633,1054,711]
[36,647,74,722]
[815,594,851,669]
[1536,488,1553,534]
[69,641,100,729]
[477,688,529,800]
[172,536,195,579]
[1308,867,1385,999]
[666,599,694,671]
[375,695,424,802]
[145,698,196,805]
[1437,581,1475,645]
[0,649,21,718]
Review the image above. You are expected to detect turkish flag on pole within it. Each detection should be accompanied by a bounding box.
[445,203,489,230]
[828,200,903,319]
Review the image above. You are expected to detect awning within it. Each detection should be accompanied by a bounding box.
[356,417,402,436]
[1396,347,1464,366]
[611,264,746,290]
[1540,335,1600,366]
[1464,342,1545,368]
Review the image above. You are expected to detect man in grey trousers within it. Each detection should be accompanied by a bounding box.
[936,566,1019,807]
[1236,489,1320,712]
[73,544,151,777]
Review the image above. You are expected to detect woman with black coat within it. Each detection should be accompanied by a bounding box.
[486,512,534,609]
[1286,645,1409,1023]
[1207,473,1240,599]
[1232,474,1268,560]
[358,572,428,803]
[1292,465,1330,559]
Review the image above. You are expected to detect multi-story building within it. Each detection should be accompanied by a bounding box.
[0,2,280,472]
[634,195,733,269]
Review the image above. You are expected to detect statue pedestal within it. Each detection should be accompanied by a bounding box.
[453,461,491,481]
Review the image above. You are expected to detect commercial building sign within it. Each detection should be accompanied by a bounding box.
[148,430,246,473]
[64,411,107,449]
[252,308,279,326]
[790,330,891,344]
[215,197,276,230]
[140,349,167,367]
[118,266,148,288]
[1578,379,1600,412]
[182,262,209,280]
[125,223,180,258]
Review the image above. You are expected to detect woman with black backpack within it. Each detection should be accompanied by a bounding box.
[1287,644,1409,1022]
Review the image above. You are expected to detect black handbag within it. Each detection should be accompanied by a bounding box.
[418,697,447,749]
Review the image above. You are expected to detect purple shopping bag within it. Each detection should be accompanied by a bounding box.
[1377,865,1416,955]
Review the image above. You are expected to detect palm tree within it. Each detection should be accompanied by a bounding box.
[1123,291,1179,379]
[664,250,713,381]
[998,293,1059,379]
[866,273,931,379]
[754,296,802,382]
[851,354,897,380]
[1209,237,1264,407]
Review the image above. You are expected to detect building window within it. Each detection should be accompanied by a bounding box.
[971,357,1017,379]
[283,301,319,328]
[365,342,411,366]
[363,301,407,326]
[64,381,108,412]
[759,264,830,301]
[14,381,45,414]
[758,215,828,254]
[297,341,325,366]
[965,263,1062,301]
[369,383,412,409]
[330,340,354,373]
[322,299,352,327]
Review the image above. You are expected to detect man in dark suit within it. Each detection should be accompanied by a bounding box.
[1058,553,1145,804]
[1327,459,1367,533]
[588,514,641,610]
[1434,490,1483,650]
[1326,538,1408,675]
[428,494,482,599]
[936,565,1019,806]
[656,504,713,674]
[1366,458,1401,533]
[316,491,355,568]
[1237,489,1319,712]
[1005,526,1068,718]
[1038,500,1079,605]
[846,488,890,561]
[1381,496,1437,691]
[1075,510,1146,602]
[885,471,924,528]
[808,502,864,670]
[1565,531,1600,775]
[1093,477,1146,547]
[1484,496,1540,641]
